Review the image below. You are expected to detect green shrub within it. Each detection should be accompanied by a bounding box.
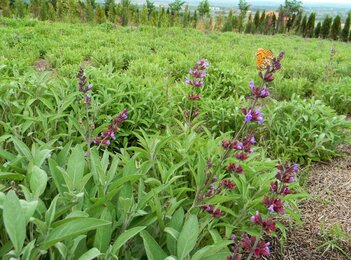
[262,97,350,163]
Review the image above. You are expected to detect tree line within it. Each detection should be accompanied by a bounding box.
[0,0,350,42]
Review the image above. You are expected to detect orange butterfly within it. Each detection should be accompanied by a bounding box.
[256,48,274,71]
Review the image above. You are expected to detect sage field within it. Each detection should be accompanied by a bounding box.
[0,19,350,259]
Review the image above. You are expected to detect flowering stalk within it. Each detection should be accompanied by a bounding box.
[94,109,128,148]
[77,66,94,156]
[184,59,209,126]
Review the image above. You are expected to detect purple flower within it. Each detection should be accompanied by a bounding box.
[245,112,253,122]
[250,211,262,224]
[241,108,263,124]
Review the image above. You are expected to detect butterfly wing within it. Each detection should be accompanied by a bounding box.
[256,49,273,70]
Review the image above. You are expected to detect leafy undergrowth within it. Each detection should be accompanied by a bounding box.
[0,19,350,259]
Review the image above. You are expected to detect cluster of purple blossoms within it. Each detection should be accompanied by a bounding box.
[258,51,285,82]
[241,107,264,124]
[77,66,93,105]
[185,59,209,101]
[263,162,299,214]
[94,109,128,146]
[227,234,270,259]
[223,135,256,174]
[201,205,222,218]
[250,211,276,234]
[249,81,270,99]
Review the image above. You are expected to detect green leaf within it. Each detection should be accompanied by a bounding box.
[177,214,199,259]
[42,218,111,249]
[45,195,59,227]
[192,241,232,260]
[21,240,36,260]
[77,248,101,260]
[30,165,48,197]
[167,207,184,255]
[111,226,146,254]
[3,191,26,256]
[19,200,38,224]
[140,230,167,260]
[0,172,25,181]
[94,207,113,253]
[11,136,32,161]
[67,145,85,189]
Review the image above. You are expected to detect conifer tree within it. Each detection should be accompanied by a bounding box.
[85,0,94,22]
[330,15,341,40]
[39,0,48,20]
[14,0,26,18]
[193,10,198,28]
[215,13,222,31]
[48,2,56,20]
[245,13,253,34]
[222,10,233,32]
[259,10,265,33]
[108,1,116,22]
[300,14,307,36]
[95,4,106,23]
[30,0,40,17]
[321,16,332,39]
[314,21,321,38]
[341,13,350,42]
[292,12,302,33]
[0,0,10,17]
[253,10,260,31]
[271,13,277,34]
[305,12,316,38]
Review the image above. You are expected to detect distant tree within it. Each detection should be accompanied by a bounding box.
[14,0,26,18]
[292,12,302,32]
[222,9,233,32]
[245,12,254,34]
[146,0,155,15]
[209,15,214,30]
[282,0,302,33]
[330,15,341,40]
[253,10,260,31]
[276,5,285,33]
[0,0,11,17]
[48,2,56,20]
[232,15,239,31]
[104,0,114,16]
[85,0,94,22]
[321,16,332,39]
[238,0,249,32]
[305,12,316,37]
[95,4,106,23]
[197,0,209,17]
[141,5,147,24]
[299,14,307,35]
[108,2,116,22]
[271,13,277,34]
[193,10,198,28]
[259,10,266,32]
[283,0,302,15]
[39,0,48,20]
[341,13,350,42]
[169,0,184,14]
[286,13,295,31]
[215,13,223,31]
[314,21,321,38]
[120,0,130,26]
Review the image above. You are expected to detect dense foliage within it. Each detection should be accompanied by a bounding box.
[0,19,350,259]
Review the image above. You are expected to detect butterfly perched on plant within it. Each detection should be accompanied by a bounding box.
[256,48,274,71]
